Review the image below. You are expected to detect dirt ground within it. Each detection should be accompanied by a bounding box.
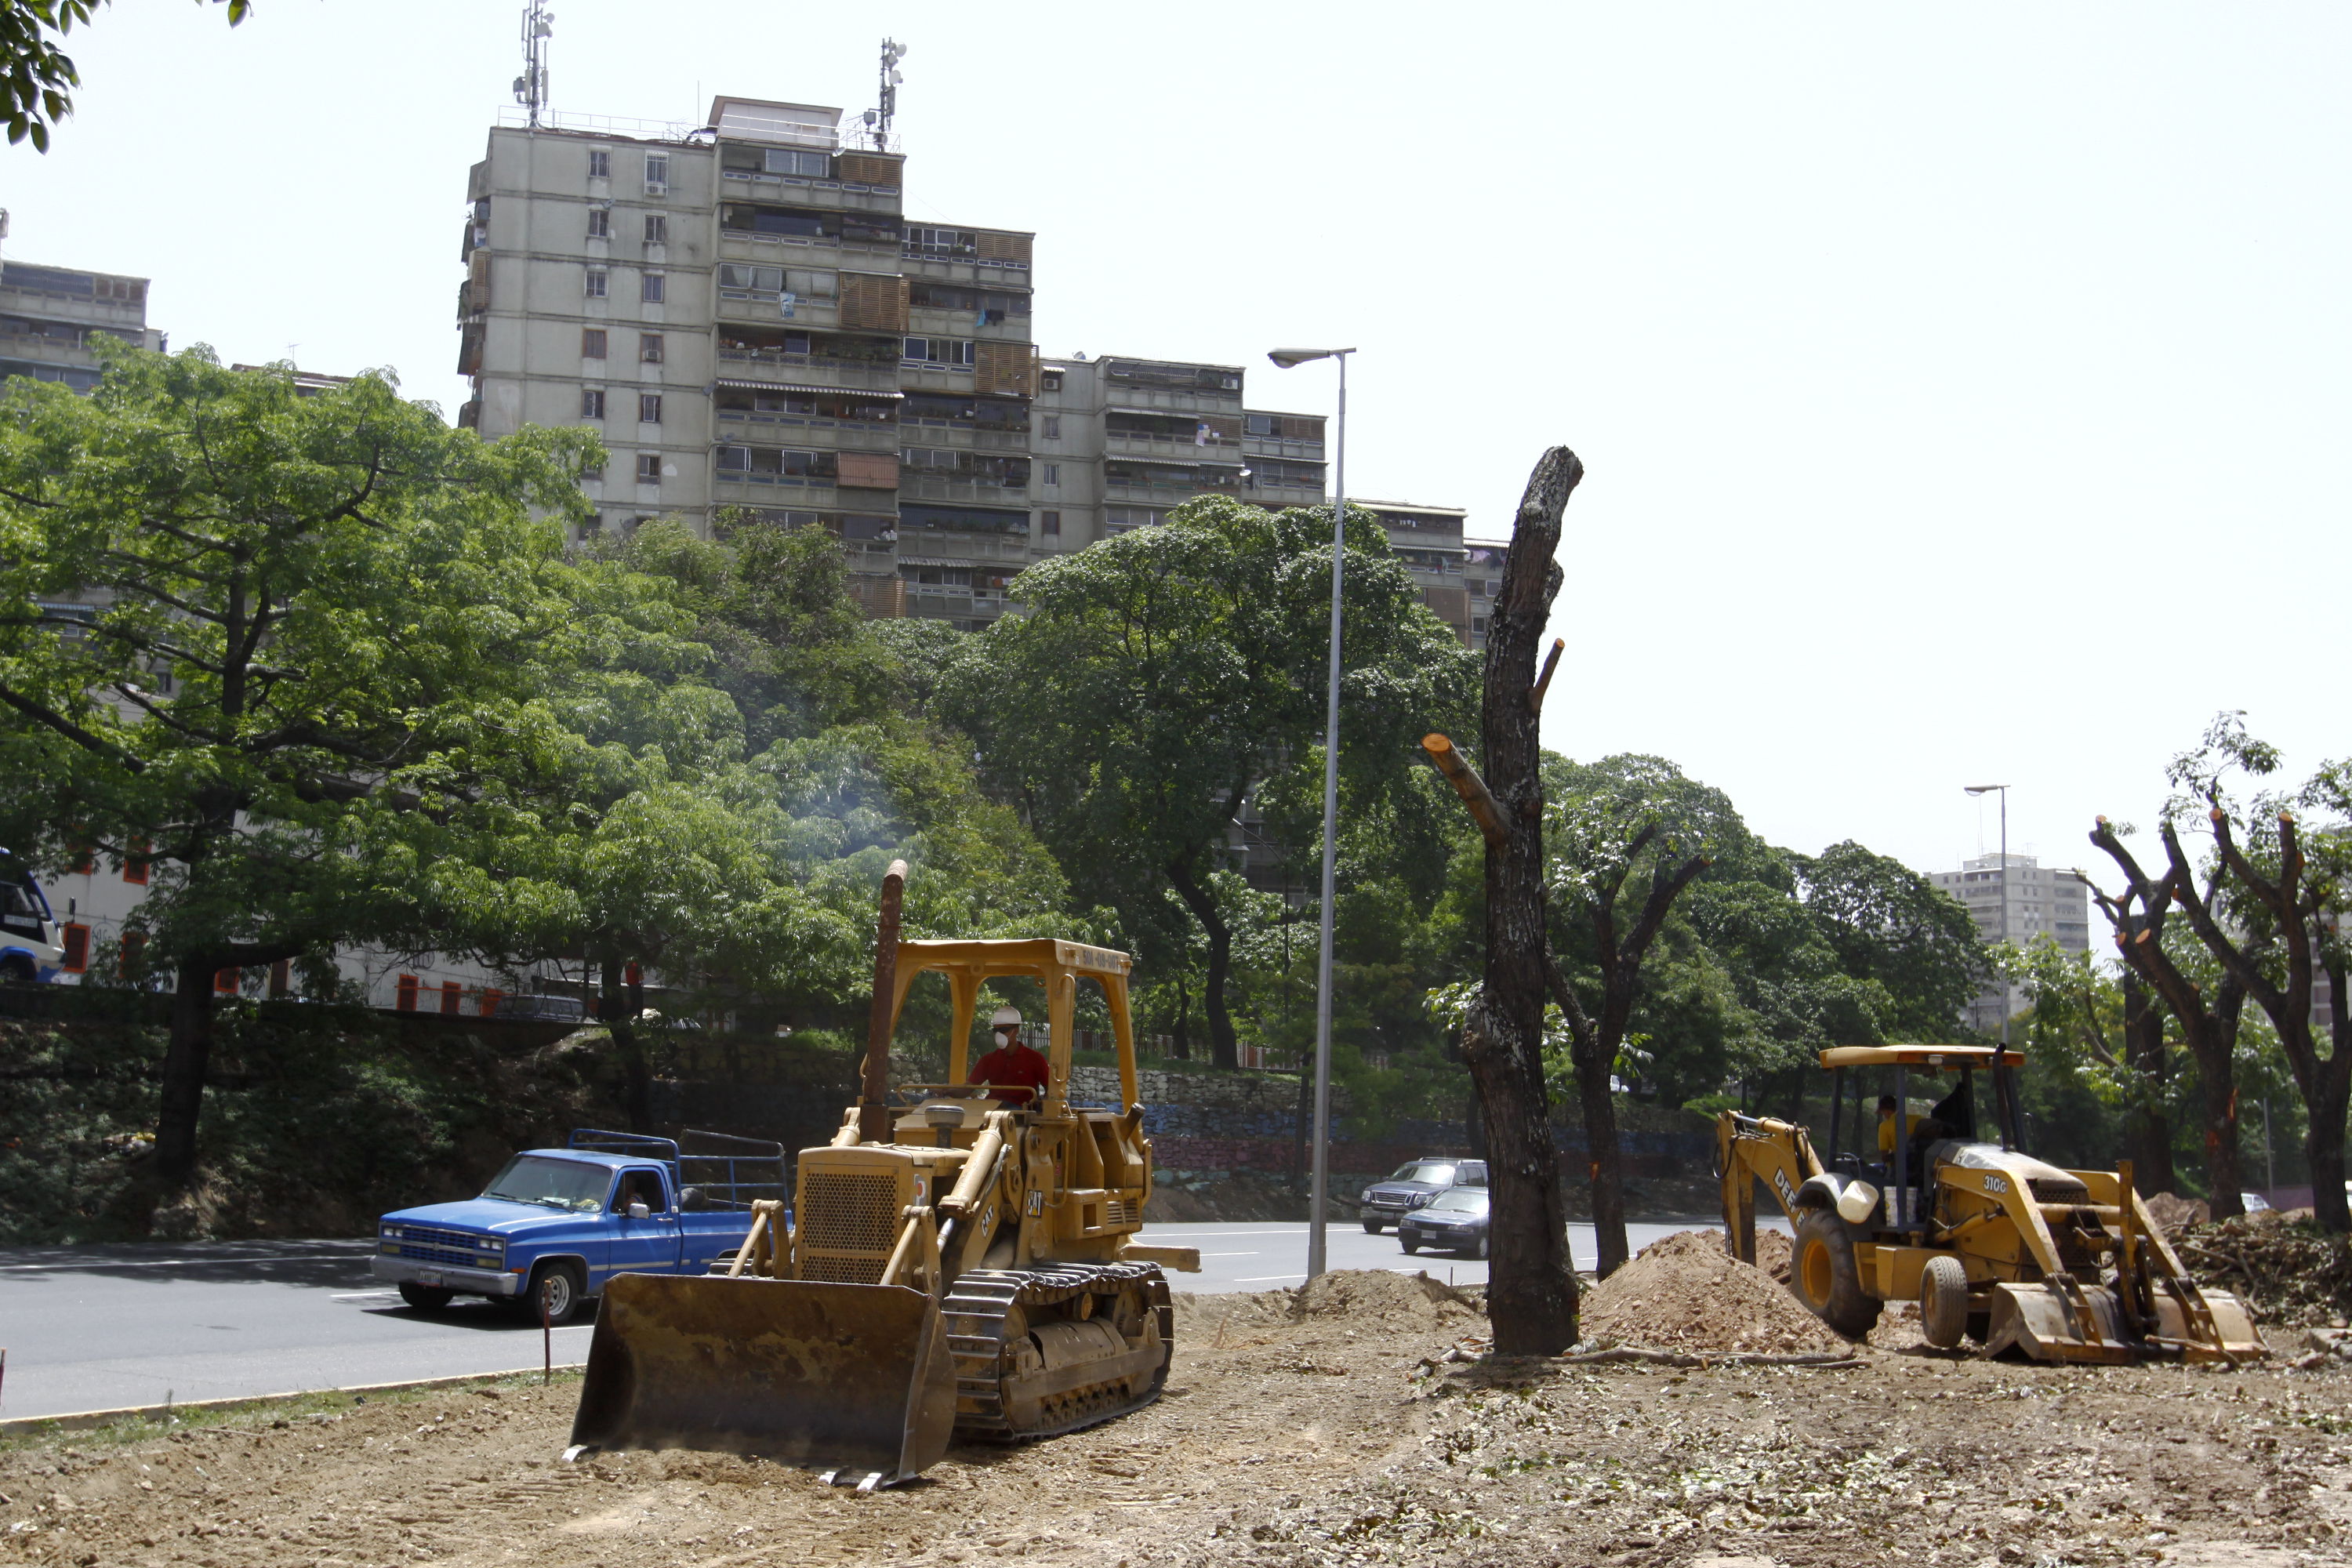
[5,1261,2350,1568]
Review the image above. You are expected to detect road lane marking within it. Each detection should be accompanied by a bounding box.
[0,1253,368,1272]
[1234,1274,1304,1283]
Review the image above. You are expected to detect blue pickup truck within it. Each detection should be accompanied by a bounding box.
[372,1129,784,1323]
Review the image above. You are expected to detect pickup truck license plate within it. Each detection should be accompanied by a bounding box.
[416,1269,443,1286]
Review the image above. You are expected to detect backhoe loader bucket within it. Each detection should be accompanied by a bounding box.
[568,1272,958,1487]
[1984,1279,2267,1365]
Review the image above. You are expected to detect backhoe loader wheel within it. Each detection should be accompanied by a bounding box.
[1919,1254,1969,1349]
[1791,1209,1881,1340]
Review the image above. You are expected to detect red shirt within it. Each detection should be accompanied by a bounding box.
[970,1040,1050,1102]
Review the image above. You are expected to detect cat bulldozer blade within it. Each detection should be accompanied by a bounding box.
[1716,1044,2266,1365]
[567,862,1200,1488]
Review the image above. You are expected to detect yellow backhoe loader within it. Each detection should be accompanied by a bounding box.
[1719,1044,2264,1364]
[567,862,1200,1488]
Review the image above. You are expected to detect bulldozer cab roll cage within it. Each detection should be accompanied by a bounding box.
[881,938,1139,1116]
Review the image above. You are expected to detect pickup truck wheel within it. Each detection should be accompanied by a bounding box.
[0,955,34,986]
[1361,1219,1383,1234]
[397,1283,455,1312]
[527,1261,589,1325]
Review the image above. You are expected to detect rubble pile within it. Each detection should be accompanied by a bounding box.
[2174,1208,2352,1327]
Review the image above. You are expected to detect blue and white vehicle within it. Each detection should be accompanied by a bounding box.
[372,1129,785,1323]
[0,852,66,985]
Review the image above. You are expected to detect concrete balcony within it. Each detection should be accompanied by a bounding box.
[900,474,1030,505]
[720,293,838,331]
[1104,479,1243,505]
[899,364,981,394]
[1245,481,1324,507]
[713,410,898,449]
[715,347,899,391]
[1088,385,1242,416]
[0,332,100,374]
[717,169,902,214]
[1242,435,1327,462]
[898,419,1029,452]
[712,473,848,506]
[1105,433,1246,463]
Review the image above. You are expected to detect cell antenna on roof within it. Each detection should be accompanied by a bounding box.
[514,0,553,129]
[869,38,908,151]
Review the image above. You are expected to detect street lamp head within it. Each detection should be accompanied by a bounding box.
[1963,784,2007,796]
[1268,347,1356,368]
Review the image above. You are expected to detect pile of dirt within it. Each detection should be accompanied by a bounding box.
[2147,1189,2212,1231]
[2176,1208,2352,1327]
[1577,1227,1851,1355]
[1292,1267,1483,1324]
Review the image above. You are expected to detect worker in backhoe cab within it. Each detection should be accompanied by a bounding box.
[970,1005,1049,1105]
[1875,1094,1925,1158]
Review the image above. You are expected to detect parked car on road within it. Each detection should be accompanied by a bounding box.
[372,1128,783,1323]
[1399,1187,1490,1258]
[1359,1157,1486,1233]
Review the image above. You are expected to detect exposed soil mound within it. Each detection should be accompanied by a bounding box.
[1294,1267,1483,1325]
[1579,1228,1849,1355]
[2147,1190,2212,1232]
[2176,1208,2352,1327]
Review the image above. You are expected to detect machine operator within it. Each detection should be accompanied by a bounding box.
[1875,1094,1925,1157]
[969,1004,1050,1105]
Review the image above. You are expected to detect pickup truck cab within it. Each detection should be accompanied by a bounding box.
[372,1129,783,1323]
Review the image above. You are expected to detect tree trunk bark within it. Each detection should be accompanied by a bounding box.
[2185,976,2247,1219]
[1167,857,1238,1069]
[1570,1030,1630,1275]
[602,958,652,1133]
[2119,970,2176,1196]
[1465,446,1583,1356]
[152,961,218,1192]
[2316,956,2352,1232]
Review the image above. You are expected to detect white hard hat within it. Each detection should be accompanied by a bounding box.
[989,1005,1022,1029]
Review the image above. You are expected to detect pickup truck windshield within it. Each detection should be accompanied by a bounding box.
[481,1155,611,1212]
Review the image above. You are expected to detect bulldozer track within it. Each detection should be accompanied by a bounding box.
[944,1261,1174,1442]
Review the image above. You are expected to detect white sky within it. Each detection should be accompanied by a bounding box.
[6,1,2346,886]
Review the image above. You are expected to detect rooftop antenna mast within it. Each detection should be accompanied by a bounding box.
[515,0,553,129]
[864,38,908,151]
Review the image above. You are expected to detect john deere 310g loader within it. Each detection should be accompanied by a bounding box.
[565,862,1201,1488]
[1719,1044,2263,1364]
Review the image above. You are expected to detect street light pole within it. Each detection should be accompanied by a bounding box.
[1965,784,2010,1048]
[1269,345,1355,1282]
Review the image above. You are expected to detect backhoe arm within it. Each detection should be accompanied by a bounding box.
[1718,1112,1821,1265]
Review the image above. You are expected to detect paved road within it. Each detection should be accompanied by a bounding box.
[0,1218,1789,1421]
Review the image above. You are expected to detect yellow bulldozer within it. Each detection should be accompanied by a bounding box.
[568,862,1200,1489]
[1718,1044,2265,1363]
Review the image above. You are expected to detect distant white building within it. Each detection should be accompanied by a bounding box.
[1932,853,2093,1036]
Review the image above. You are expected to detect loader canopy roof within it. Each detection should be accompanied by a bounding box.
[1817,1044,2025,1070]
[887,937,1138,1112]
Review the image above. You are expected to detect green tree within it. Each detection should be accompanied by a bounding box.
[0,347,604,1193]
[943,496,1475,1067]
[1791,840,1985,1040]
[1,0,247,151]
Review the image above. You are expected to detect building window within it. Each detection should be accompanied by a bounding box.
[1040,510,1061,537]
[269,960,291,998]
[585,267,608,299]
[643,212,667,245]
[902,336,975,367]
[639,332,664,363]
[1041,414,1061,439]
[639,393,662,424]
[1043,463,1060,486]
[581,388,606,419]
[441,980,463,1016]
[586,206,610,240]
[582,458,605,481]
[122,839,149,886]
[214,967,240,996]
[767,147,830,177]
[588,148,611,179]
[480,987,503,1017]
[396,973,419,1012]
[60,923,89,973]
[637,453,662,484]
[583,327,608,358]
[641,273,666,303]
[644,153,669,192]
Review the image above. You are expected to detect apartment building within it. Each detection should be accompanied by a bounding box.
[0,259,165,391]
[456,95,1492,645]
[1933,853,2093,1035]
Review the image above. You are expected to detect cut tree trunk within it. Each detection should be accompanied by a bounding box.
[1167,855,1238,1069]
[2120,970,2176,1196]
[1463,445,1584,1356]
